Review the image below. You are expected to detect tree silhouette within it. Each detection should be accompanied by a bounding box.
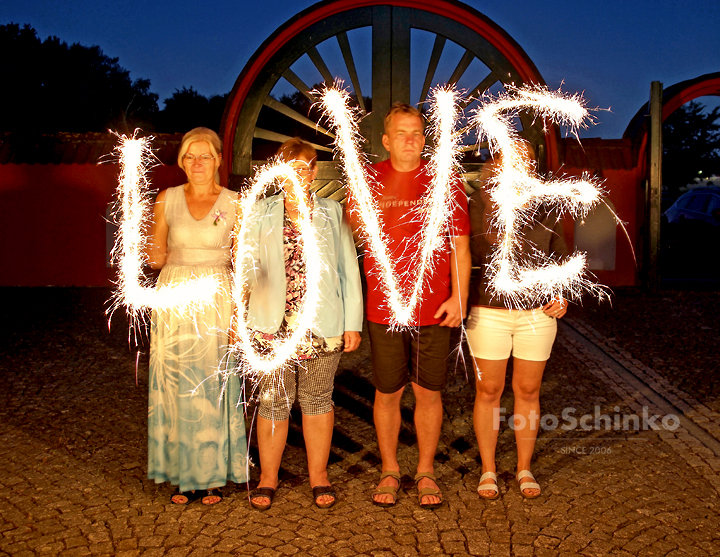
[155,87,227,133]
[0,23,159,134]
[663,100,720,199]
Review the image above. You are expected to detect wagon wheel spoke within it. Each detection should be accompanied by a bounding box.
[460,72,499,109]
[306,46,336,86]
[281,69,314,102]
[263,96,335,139]
[253,128,333,153]
[336,32,366,113]
[418,36,447,108]
[447,49,476,88]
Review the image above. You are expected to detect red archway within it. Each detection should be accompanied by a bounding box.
[624,72,720,171]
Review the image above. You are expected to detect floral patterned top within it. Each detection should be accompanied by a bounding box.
[251,210,344,359]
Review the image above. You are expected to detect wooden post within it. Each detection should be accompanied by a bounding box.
[646,81,663,290]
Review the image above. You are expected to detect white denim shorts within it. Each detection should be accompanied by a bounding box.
[466,306,558,362]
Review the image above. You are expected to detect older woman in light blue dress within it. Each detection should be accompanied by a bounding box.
[145,127,247,505]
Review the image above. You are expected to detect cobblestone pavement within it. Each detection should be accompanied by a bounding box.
[1,287,719,557]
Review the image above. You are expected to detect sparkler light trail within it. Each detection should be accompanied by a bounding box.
[472,84,606,307]
[108,133,220,327]
[230,161,323,374]
[321,86,462,327]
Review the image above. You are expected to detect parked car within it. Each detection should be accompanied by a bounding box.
[664,186,720,226]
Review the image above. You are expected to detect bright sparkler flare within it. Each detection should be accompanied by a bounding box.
[108,133,220,325]
[230,161,323,374]
[321,86,462,327]
[473,84,606,307]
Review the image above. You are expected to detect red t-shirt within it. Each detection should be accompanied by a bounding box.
[348,159,470,326]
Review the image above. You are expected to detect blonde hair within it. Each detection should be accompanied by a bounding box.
[178,127,222,183]
[383,102,424,133]
[276,137,317,167]
[178,127,222,165]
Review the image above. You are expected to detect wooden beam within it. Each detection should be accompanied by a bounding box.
[646,81,663,290]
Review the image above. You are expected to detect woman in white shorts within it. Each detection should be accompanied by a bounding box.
[467,151,568,500]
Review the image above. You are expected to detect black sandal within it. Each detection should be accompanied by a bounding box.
[250,487,276,511]
[312,485,336,509]
[201,488,223,506]
[171,489,202,505]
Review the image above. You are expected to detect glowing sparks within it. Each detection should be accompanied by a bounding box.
[230,161,323,373]
[109,81,608,374]
[108,133,220,325]
[472,84,606,306]
[321,86,462,326]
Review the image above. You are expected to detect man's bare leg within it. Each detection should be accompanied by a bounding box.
[372,387,404,504]
[412,382,443,506]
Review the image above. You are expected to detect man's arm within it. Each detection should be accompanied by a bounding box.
[434,234,470,327]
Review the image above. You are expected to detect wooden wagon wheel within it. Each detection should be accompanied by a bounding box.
[222,0,550,195]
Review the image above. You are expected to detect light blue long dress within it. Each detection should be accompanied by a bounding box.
[148,185,247,492]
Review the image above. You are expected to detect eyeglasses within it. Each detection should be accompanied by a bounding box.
[183,154,215,163]
[290,163,315,177]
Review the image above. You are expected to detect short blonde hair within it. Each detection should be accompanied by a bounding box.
[383,102,424,133]
[276,137,317,167]
[177,127,222,167]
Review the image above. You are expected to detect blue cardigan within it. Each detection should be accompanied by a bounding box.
[243,194,363,337]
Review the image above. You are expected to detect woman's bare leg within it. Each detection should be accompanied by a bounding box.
[251,416,289,506]
[303,410,334,506]
[473,358,509,497]
[511,357,547,496]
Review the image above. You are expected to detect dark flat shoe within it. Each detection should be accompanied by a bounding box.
[250,487,276,511]
[171,489,202,505]
[312,485,336,509]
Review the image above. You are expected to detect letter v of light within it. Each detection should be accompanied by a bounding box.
[321,86,463,327]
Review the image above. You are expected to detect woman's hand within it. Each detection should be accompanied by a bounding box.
[542,299,567,319]
[343,331,362,352]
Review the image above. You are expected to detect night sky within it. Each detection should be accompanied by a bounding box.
[2,0,718,139]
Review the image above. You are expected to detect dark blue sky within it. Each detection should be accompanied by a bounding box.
[2,0,718,139]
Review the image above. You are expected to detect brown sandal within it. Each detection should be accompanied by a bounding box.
[372,471,402,507]
[414,472,443,509]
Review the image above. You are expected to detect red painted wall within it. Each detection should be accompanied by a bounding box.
[0,163,186,286]
[559,166,643,287]
[1,139,645,287]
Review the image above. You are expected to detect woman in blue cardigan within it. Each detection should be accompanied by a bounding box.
[245,138,363,510]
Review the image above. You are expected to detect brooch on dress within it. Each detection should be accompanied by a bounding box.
[212,209,227,226]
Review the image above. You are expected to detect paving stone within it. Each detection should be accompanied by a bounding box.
[163,549,192,557]
[88,541,115,554]
[115,538,138,551]
[58,548,92,557]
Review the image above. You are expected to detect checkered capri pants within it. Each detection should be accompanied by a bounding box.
[257,352,342,421]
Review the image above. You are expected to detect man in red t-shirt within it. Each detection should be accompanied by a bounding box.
[348,103,470,508]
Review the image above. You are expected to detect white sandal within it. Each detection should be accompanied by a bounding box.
[516,470,541,498]
[477,471,500,500]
